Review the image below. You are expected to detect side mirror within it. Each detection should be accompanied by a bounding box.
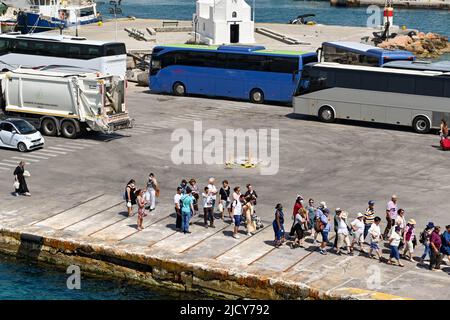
[11,129,17,134]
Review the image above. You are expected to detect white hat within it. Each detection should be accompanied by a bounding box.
[341,211,348,219]
[319,201,327,208]
[356,212,364,218]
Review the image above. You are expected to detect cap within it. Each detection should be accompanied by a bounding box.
[297,195,304,200]
[368,200,375,205]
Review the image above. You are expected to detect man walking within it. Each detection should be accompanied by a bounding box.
[174,187,182,231]
[364,200,375,240]
[383,195,398,239]
[368,216,383,262]
[180,188,194,234]
[318,208,331,255]
[430,226,443,271]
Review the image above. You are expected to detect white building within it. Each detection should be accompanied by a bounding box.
[193,0,255,45]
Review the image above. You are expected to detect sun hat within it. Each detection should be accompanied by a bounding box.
[426,222,435,229]
[297,195,303,200]
[335,208,342,213]
[408,219,416,225]
[319,201,327,208]
[356,212,364,218]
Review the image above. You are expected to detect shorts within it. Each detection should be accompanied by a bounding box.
[221,199,231,209]
[233,215,241,226]
[353,231,364,243]
[390,245,400,260]
[321,231,329,243]
[370,242,380,250]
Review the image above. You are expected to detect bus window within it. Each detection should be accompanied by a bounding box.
[268,56,298,73]
[103,43,126,56]
[415,77,444,97]
[0,39,9,55]
[388,75,415,94]
[360,71,388,91]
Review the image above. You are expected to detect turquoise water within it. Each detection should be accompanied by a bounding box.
[0,254,203,300]
[98,0,450,36]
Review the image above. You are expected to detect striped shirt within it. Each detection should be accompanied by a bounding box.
[364,208,375,225]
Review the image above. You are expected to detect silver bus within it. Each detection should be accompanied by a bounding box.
[293,62,450,133]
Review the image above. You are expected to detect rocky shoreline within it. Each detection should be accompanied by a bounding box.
[378,32,450,59]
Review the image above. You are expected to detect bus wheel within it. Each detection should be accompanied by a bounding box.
[250,89,264,104]
[318,106,335,123]
[61,120,79,139]
[172,82,186,96]
[412,116,430,134]
[17,142,28,152]
[41,118,58,136]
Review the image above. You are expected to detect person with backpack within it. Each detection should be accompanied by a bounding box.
[331,208,342,251]
[291,207,308,248]
[180,187,194,234]
[419,222,434,264]
[316,207,331,255]
[402,219,416,262]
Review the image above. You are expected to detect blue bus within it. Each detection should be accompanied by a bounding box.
[149,44,318,104]
[319,41,415,67]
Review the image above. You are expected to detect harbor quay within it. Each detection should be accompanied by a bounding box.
[331,0,450,9]
[47,18,382,53]
[1,83,449,300]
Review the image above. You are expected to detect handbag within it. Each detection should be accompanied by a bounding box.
[218,202,224,213]
[126,201,132,208]
[23,170,31,177]
[13,181,20,189]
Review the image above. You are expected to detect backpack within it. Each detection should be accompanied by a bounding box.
[419,230,426,244]
[314,217,325,232]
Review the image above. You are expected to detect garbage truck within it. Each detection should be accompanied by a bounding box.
[0,66,133,138]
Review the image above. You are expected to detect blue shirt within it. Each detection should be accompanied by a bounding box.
[180,194,193,214]
[442,231,450,254]
[317,209,330,232]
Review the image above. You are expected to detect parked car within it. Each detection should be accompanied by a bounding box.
[0,118,45,152]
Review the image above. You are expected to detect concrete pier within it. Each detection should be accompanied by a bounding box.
[1,84,450,299]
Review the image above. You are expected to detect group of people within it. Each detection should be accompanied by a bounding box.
[172,177,260,238]
[275,194,450,271]
[124,173,159,230]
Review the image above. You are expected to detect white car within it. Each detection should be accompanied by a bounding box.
[0,118,45,152]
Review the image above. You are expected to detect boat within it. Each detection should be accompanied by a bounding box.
[1,0,101,34]
[288,14,316,25]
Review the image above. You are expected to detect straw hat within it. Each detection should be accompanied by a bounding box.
[356,212,364,218]
[408,219,416,225]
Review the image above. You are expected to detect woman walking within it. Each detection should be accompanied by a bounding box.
[402,219,416,262]
[336,211,352,255]
[243,196,256,236]
[291,207,308,248]
[136,189,146,231]
[351,213,366,253]
[232,194,244,239]
[125,179,136,217]
[273,204,285,248]
[388,226,404,267]
[13,161,30,196]
[306,198,317,241]
[189,178,199,217]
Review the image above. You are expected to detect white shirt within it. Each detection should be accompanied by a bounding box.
[395,215,406,230]
[202,193,214,208]
[207,184,217,195]
[337,219,349,235]
[368,223,381,243]
[389,230,401,247]
[232,199,242,216]
[351,218,365,234]
[174,194,181,206]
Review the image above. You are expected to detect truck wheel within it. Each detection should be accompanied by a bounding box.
[61,121,79,139]
[41,118,57,136]
[412,116,430,134]
[318,105,335,123]
[250,89,264,104]
[172,82,186,96]
[17,142,27,152]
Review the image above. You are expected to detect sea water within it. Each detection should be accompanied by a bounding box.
[97,0,450,37]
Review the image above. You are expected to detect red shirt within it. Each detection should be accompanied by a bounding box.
[430,230,442,250]
[293,202,303,217]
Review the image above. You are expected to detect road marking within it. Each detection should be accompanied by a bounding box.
[56,144,84,150]
[33,151,59,157]
[0,166,9,171]
[63,142,88,148]
[48,147,75,152]
[2,159,30,165]
[36,149,66,155]
[12,156,39,162]
[75,140,100,145]
[15,154,49,160]
[0,162,17,167]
